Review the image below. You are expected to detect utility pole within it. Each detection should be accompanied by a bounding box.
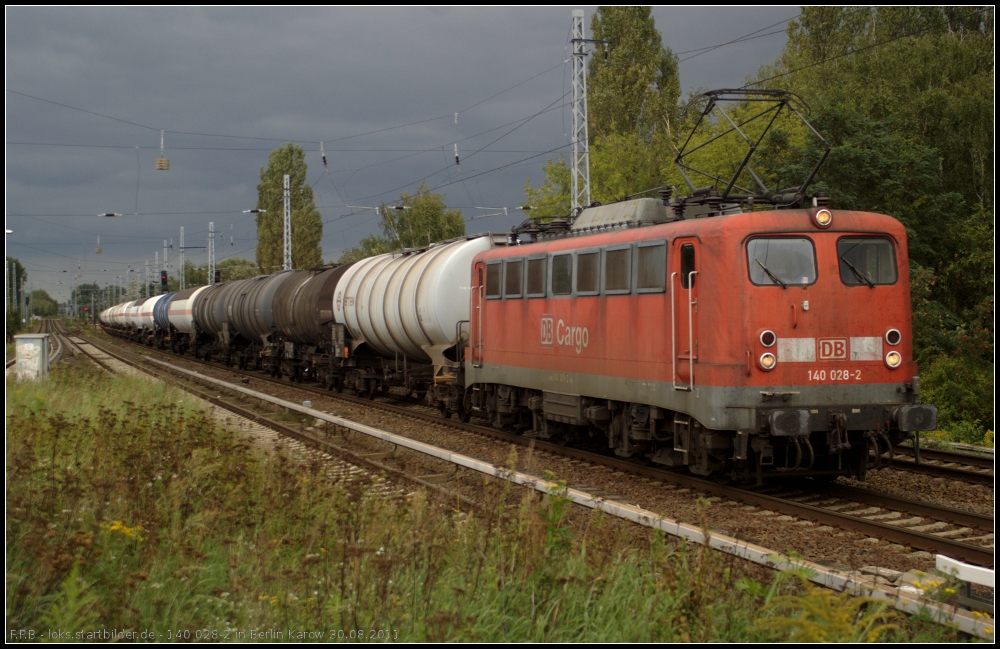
[571,8,591,212]
[154,251,159,295]
[208,221,215,284]
[283,174,292,271]
[163,239,169,285]
[145,260,149,297]
[180,226,186,290]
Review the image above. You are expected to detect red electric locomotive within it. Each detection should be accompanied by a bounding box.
[452,90,936,483]
[462,200,936,482]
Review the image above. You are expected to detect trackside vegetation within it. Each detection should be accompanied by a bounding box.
[5,365,975,641]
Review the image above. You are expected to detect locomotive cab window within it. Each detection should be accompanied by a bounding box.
[526,257,546,298]
[604,247,631,294]
[485,261,502,299]
[637,241,667,293]
[576,251,599,295]
[504,259,523,298]
[837,237,897,286]
[551,254,572,296]
[746,238,817,287]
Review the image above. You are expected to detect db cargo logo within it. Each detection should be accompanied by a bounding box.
[541,314,590,354]
[540,314,554,346]
[819,338,848,360]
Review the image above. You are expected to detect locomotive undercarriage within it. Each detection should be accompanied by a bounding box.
[462,381,911,485]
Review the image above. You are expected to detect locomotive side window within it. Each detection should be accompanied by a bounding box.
[526,257,546,297]
[577,252,599,294]
[681,244,696,289]
[837,238,897,285]
[637,242,667,292]
[485,262,502,299]
[605,247,631,293]
[504,259,523,297]
[551,254,573,296]
[746,238,816,286]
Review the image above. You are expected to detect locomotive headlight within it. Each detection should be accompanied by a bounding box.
[885,328,901,346]
[759,330,776,347]
[813,208,833,229]
[759,352,777,371]
[885,351,902,368]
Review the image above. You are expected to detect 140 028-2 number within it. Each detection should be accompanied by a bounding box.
[807,369,861,381]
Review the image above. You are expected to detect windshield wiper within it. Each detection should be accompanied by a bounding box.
[839,256,875,288]
[756,259,787,289]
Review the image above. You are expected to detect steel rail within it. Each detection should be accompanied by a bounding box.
[891,445,995,470]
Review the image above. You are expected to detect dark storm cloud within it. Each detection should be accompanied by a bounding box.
[6,7,793,300]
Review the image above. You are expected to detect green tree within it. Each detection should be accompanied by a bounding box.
[217,256,261,282]
[338,184,464,263]
[30,290,58,318]
[523,155,572,217]
[254,143,323,273]
[588,6,680,140]
[526,7,681,208]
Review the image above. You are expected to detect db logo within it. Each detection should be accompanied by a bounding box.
[819,338,848,360]
[540,315,554,346]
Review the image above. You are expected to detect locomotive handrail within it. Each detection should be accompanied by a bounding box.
[688,270,698,392]
[670,271,678,389]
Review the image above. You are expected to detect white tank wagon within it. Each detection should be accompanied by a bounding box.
[137,294,166,332]
[334,235,502,368]
[164,286,210,353]
[333,234,504,408]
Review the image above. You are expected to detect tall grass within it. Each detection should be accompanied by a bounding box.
[5,366,967,641]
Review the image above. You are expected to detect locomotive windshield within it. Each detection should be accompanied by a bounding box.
[747,238,817,286]
[837,237,897,286]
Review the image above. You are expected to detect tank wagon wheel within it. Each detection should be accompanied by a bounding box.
[380,384,390,394]
[367,388,376,401]
[438,405,452,419]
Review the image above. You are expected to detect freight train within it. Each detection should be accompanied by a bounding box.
[100,196,937,484]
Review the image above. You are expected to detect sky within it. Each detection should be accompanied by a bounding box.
[6,6,796,301]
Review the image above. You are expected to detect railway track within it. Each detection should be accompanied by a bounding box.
[881,445,994,485]
[93,327,994,567]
